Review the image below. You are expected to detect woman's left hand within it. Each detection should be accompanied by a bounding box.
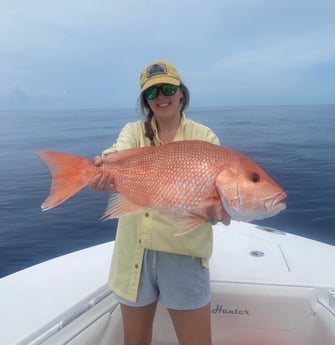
[88,156,116,192]
[206,204,231,226]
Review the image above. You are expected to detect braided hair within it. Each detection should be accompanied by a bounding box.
[138,83,190,146]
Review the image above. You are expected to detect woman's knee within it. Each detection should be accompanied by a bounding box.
[121,302,158,345]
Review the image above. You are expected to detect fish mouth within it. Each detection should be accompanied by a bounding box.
[265,191,287,211]
[221,191,287,222]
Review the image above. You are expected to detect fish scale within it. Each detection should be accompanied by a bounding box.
[106,141,224,210]
[36,140,286,234]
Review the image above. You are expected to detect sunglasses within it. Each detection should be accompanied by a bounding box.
[143,84,178,100]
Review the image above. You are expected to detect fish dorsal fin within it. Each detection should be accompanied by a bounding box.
[104,146,155,162]
[102,193,143,219]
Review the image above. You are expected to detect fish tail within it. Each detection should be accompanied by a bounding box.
[36,151,94,211]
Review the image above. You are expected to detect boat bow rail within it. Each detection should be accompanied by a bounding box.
[23,286,116,345]
[0,241,114,345]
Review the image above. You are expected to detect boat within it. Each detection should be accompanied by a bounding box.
[1,220,335,345]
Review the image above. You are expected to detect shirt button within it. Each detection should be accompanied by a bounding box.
[145,212,149,217]
[134,264,139,269]
[138,239,142,244]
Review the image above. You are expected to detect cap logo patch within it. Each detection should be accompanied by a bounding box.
[146,63,167,78]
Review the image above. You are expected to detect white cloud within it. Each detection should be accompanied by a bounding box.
[184,23,335,105]
[0,0,334,108]
[218,29,334,76]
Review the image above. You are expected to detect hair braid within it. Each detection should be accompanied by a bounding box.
[144,113,155,146]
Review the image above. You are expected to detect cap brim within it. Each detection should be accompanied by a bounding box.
[141,76,180,92]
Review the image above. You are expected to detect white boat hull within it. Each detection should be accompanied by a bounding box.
[1,221,335,345]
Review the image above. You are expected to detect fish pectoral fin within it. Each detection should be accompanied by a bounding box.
[173,214,206,236]
[102,193,143,219]
[192,196,219,213]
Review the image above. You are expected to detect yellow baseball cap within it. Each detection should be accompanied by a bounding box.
[140,60,181,92]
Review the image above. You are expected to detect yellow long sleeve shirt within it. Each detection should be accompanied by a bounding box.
[104,114,220,302]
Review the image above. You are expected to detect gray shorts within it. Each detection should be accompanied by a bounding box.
[115,249,211,310]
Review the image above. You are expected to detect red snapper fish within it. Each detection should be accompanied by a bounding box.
[36,140,286,235]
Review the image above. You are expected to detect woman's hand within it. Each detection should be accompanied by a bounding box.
[88,156,116,192]
[206,203,231,226]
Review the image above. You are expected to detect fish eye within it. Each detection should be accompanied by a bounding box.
[249,172,260,183]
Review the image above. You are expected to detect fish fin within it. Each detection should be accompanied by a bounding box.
[102,192,143,219]
[172,192,220,236]
[104,146,155,162]
[190,192,221,218]
[191,193,231,226]
[36,151,92,210]
[194,198,219,211]
[173,215,207,236]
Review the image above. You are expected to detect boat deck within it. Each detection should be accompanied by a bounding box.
[1,221,335,345]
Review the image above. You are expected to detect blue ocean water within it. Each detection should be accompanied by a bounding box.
[0,105,334,278]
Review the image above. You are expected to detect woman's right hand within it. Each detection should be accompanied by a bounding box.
[88,156,116,192]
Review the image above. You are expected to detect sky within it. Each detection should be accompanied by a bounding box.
[1,0,334,109]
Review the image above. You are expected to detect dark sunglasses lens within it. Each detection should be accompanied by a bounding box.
[161,84,177,96]
[144,87,158,100]
[144,84,178,100]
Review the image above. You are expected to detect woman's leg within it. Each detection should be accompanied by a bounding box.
[168,303,212,345]
[120,301,158,345]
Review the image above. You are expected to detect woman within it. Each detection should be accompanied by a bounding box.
[90,60,229,345]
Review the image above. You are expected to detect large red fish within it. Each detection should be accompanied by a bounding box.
[36,140,286,235]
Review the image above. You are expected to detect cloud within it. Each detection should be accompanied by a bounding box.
[185,23,335,105]
[0,0,334,108]
[214,29,335,84]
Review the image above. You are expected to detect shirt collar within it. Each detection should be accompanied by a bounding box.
[150,113,187,142]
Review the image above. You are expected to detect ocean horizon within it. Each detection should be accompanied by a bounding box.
[1,104,334,278]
